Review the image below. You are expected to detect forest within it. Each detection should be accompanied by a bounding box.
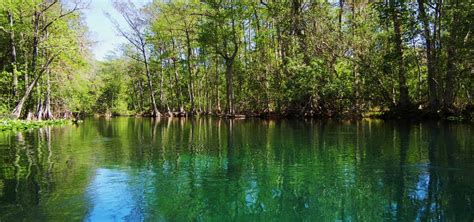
[0,0,472,120]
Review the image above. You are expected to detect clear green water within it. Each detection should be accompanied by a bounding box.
[0,118,472,221]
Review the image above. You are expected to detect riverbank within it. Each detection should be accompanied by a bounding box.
[0,119,72,131]
[94,107,473,122]
[5,106,470,131]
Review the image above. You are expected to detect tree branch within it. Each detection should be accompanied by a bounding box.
[41,0,87,33]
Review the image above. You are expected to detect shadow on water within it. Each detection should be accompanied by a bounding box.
[0,118,472,221]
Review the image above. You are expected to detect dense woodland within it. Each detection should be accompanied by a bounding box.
[0,0,472,119]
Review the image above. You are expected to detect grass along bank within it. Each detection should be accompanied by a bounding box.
[0,119,72,131]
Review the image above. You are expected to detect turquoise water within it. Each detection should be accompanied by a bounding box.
[0,118,473,221]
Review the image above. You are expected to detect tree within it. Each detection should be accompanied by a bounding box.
[390,0,410,113]
[8,0,85,119]
[111,0,161,117]
[417,0,440,111]
[200,0,242,116]
[2,0,471,120]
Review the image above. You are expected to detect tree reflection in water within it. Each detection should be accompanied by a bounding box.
[0,118,472,221]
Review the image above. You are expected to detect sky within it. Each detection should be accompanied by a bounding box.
[83,0,151,61]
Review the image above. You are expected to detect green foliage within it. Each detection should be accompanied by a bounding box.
[0,0,471,119]
[0,0,91,119]
[0,118,70,131]
[92,60,134,115]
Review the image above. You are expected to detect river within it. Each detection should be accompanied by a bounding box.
[0,118,472,221]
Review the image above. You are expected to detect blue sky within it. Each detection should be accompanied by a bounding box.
[83,0,151,61]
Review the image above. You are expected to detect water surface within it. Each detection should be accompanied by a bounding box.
[0,118,473,221]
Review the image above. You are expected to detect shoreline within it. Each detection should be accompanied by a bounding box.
[2,108,471,132]
[0,119,72,132]
[92,109,473,122]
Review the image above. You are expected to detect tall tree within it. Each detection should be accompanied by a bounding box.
[390,0,410,112]
[417,0,440,110]
[111,0,161,117]
[10,0,84,119]
[200,0,241,116]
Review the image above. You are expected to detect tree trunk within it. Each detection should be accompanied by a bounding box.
[392,0,410,112]
[8,11,18,98]
[352,3,361,112]
[185,30,195,114]
[444,3,458,109]
[22,33,29,90]
[138,79,144,110]
[171,39,184,113]
[418,0,439,110]
[42,27,53,120]
[43,69,53,119]
[412,38,423,103]
[12,67,46,119]
[225,59,235,116]
[142,49,161,117]
[206,68,211,113]
[131,79,138,110]
[11,11,41,119]
[215,56,221,113]
[36,97,43,120]
[32,11,40,77]
[291,0,309,65]
[160,62,165,109]
[172,58,183,113]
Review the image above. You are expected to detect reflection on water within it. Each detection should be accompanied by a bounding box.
[86,168,144,221]
[0,118,473,221]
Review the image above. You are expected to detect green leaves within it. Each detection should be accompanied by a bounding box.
[0,118,70,131]
[2,0,469,118]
